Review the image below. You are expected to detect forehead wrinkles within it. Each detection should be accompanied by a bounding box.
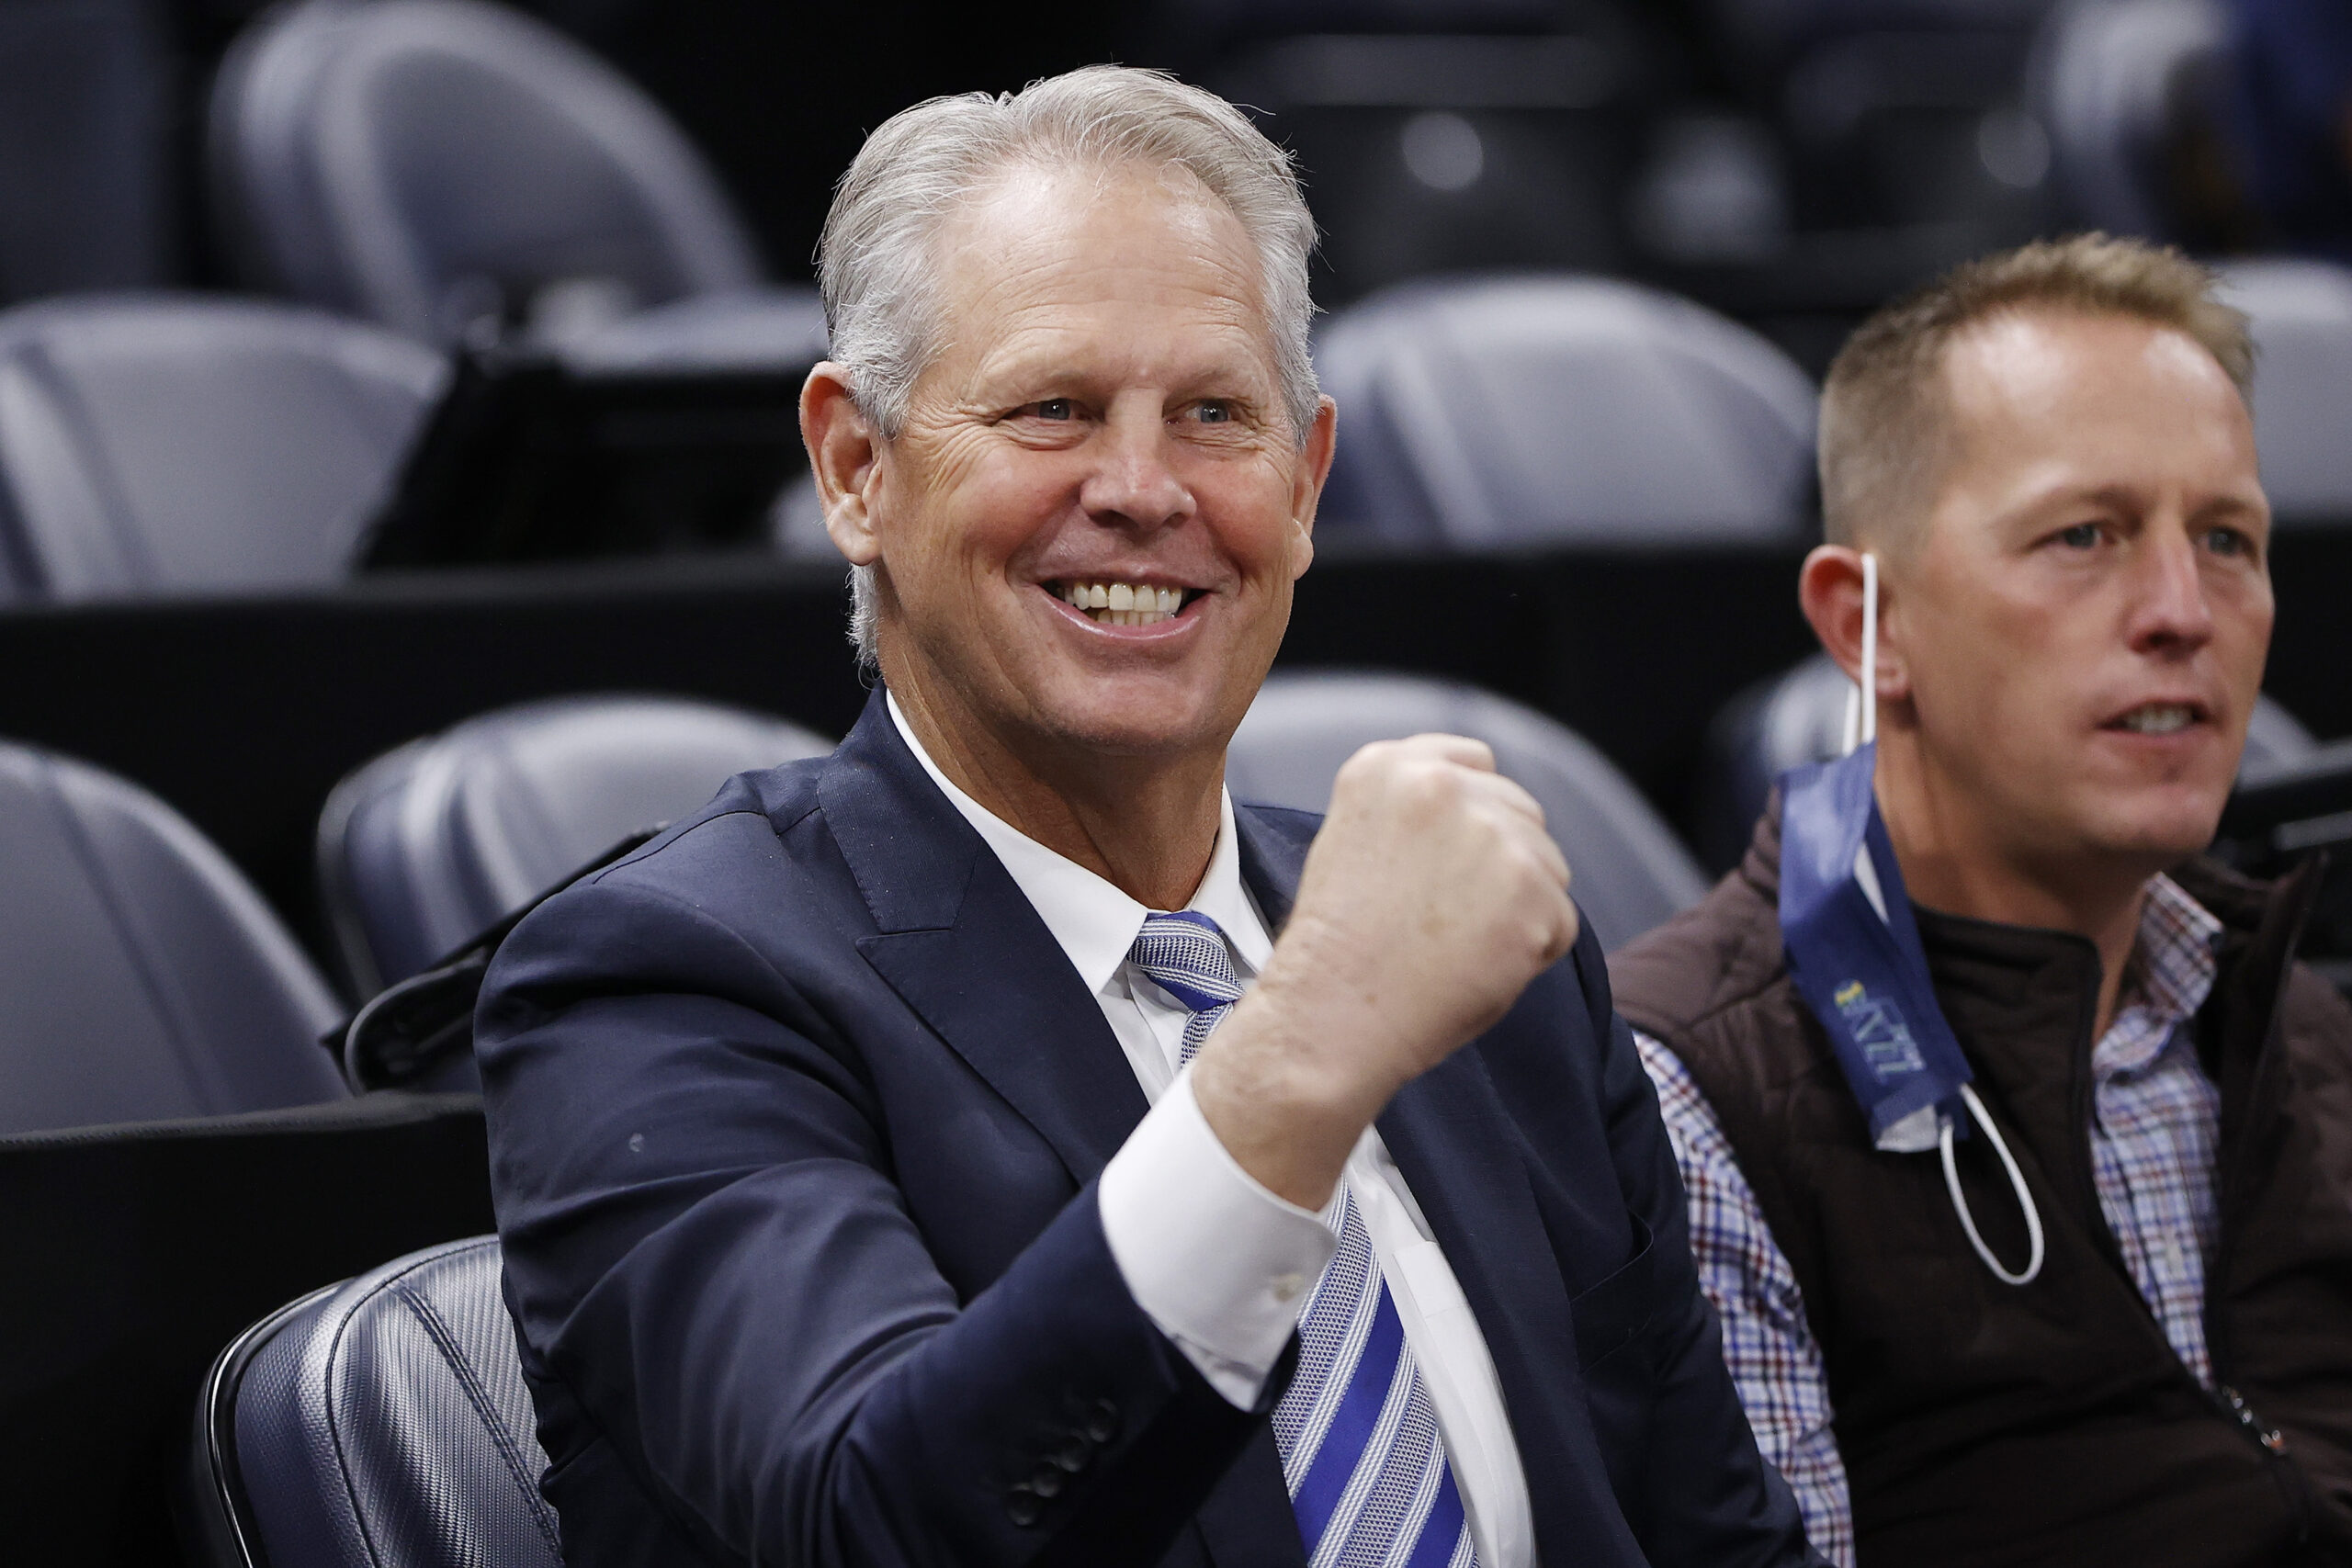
[922,163,1279,400]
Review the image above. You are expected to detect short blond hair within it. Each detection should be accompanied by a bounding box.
[1818,233,2254,551]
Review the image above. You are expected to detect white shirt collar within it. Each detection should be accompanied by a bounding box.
[887,691,1272,993]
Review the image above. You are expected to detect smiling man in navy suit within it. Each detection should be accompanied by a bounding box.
[478,65,1820,1568]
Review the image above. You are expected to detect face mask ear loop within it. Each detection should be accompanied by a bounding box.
[1939,1082,2046,1286]
[1859,552,1879,747]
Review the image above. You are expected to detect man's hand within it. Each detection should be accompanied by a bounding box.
[1193,735,1578,1209]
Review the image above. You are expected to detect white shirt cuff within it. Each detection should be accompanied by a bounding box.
[1098,1064,1340,1407]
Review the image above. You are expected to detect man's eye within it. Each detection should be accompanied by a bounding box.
[1193,400,1232,424]
[2204,526,2249,558]
[2057,523,2100,549]
[1027,400,1073,421]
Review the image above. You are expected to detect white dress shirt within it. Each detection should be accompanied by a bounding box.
[888,695,1534,1568]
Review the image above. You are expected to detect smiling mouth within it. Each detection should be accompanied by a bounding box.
[2105,702,2206,736]
[1049,579,1202,628]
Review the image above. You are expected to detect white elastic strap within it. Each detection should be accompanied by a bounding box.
[1939,1083,2045,1287]
[1859,552,1879,746]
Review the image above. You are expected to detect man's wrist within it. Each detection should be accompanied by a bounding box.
[1191,963,1396,1210]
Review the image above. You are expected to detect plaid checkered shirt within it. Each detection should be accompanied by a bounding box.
[1635,873,2224,1568]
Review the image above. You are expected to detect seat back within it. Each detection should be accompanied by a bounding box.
[210,0,760,347]
[1313,275,1817,547]
[2032,0,2225,238]
[0,296,444,600]
[1696,651,2319,870]
[1226,671,1707,951]
[2219,259,2352,519]
[322,694,833,997]
[188,1235,559,1568]
[0,739,344,1134]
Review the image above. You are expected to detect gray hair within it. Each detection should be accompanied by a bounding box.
[817,65,1321,668]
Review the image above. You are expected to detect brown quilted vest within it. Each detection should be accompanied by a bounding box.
[1610,808,2352,1568]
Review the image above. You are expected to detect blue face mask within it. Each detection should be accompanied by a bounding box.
[1778,740,1970,1155]
[1773,555,2046,1287]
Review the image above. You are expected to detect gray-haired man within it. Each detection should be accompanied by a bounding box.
[479,66,1821,1568]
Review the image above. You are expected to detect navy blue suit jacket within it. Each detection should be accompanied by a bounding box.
[478,689,1816,1568]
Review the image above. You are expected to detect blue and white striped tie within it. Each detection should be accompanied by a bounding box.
[1129,910,1479,1568]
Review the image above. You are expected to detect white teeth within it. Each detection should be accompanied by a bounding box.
[2119,705,2194,735]
[1057,580,1183,627]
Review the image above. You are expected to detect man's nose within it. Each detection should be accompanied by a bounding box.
[1078,403,1192,532]
[2127,524,2217,653]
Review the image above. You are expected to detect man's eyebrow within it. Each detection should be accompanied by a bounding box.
[2188,491,2267,525]
[974,352,1277,403]
[2007,479,2145,521]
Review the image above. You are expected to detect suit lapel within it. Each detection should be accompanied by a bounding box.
[823,692,1148,1187]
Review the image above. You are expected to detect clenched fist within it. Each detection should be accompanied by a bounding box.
[1193,735,1578,1208]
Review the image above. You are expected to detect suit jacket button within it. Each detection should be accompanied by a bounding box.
[1031,1464,1065,1499]
[1086,1399,1120,1443]
[1006,1486,1041,1528]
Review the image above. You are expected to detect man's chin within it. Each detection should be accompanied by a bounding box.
[1017,684,1237,761]
[2078,800,2230,873]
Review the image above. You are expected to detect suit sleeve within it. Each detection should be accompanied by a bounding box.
[1569,926,1832,1568]
[478,868,1272,1568]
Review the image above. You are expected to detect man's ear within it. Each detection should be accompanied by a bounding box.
[1286,394,1339,581]
[800,362,883,567]
[1797,543,1913,705]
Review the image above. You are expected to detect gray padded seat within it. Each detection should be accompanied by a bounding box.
[1227,671,1708,952]
[2031,0,2224,238]
[1313,276,1818,547]
[187,1235,559,1568]
[558,287,830,376]
[0,295,445,601]
[1698,650,2319,869]
[321,694,834,996]
[2218,259,2352,520]
[0,739,344,1134]
[209,0,762,348]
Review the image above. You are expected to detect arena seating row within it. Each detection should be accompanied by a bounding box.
[7,656,2323,1134]
[6,251,2349,601]
[0,0,2307,324]
[0,672,1701,1132]
[2,0,2346,603]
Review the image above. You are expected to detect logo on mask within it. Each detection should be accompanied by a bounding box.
[1833,979,1928,1079]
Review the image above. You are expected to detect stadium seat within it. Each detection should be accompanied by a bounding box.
[1226,671,1708,951]
[557,286,830,377]
[320,694,834,998]
[0,295,444,600]
[1695,650,2319,870]
[185,1235,559,1568]
[2031,0,2226,240]
[1312,276,1818,547]
[209,0,763,348]
[0,739,345,1134]
[2219,259,2352,519]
